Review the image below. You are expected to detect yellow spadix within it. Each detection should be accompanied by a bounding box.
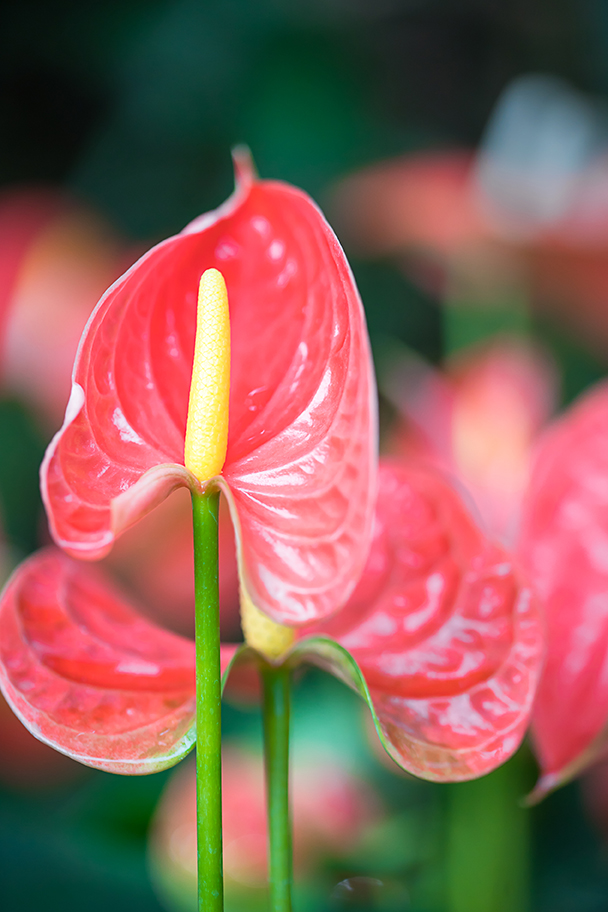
[185,268,293,660]
[184,268,231,482]
[240,586,295,661]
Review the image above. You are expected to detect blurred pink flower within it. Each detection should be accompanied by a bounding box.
[0,188,133,429]
[104,487,240,640]
[149,743,381,902]
[330,151,484,263]
[385,339,557,545]
[331,148,608,356]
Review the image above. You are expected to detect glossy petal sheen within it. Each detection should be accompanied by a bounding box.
[518,381,608,795]
[41,154,376,626]
[0,548,236,773]
[307,462,543,781]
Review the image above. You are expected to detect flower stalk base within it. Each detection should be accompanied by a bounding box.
[261,661,293,912]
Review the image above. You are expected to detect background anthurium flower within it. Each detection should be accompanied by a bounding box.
[106,490,241,639]
[41,150,376,627]
[0,187,133,429]
[518,382,608,798]
[149,745,380,905]
[385,343,608,794]
[0,458,543,778]
[0,189,68,347]
[382,340,557,545]
[330,142,608,359]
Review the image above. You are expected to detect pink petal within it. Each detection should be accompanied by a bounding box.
[0,548,236,773]
[42,151,376,625]
[307,461,543,781]
[518,381,608,795]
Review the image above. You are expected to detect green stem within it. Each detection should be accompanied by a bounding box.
[445,747,532,912]
[192,489,223,912]
[261,662,293,912]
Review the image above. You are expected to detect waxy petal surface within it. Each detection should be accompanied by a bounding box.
[518,382,608,795]
[306,462,543,781]
[42,155,376,625]
[0,548,236,774]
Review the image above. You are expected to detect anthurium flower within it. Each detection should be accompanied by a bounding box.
[0,188,237,641]
[41,150,376,629]
[517,382,608,798]
[0,455,543,779]
[0,151,377,773]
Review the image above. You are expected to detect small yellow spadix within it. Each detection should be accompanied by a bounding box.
[240,586,295,661]
[184,268,231,482]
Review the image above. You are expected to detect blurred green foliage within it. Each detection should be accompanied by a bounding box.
[0,400,45,555]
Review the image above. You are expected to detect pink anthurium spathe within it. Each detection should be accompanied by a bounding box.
[41,149,376,628]
[518,382,608,798]
[0,150,377,773]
